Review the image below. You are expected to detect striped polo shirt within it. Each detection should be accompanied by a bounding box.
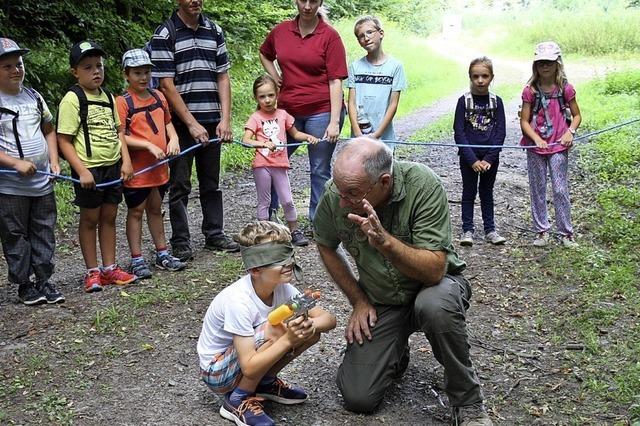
[150,11,230,125]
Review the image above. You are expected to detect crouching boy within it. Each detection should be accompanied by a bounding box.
[197,221,336,426]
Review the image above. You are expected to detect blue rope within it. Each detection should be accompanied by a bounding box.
[239,117,640,150]
[2,117,638,186]
[0,138,219,188]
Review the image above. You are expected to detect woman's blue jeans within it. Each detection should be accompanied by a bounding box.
[270,109,345,221]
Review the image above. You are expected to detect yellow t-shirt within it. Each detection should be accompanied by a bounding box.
[57,88,121,168]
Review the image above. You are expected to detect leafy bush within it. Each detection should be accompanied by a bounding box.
[603,70,640,95]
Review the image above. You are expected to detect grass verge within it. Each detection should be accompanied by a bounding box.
[514,70,640,420]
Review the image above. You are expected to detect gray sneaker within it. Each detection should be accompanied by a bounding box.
[560,235,578,248]
[453,402,493,426]
[130,260,153,280]
[460,231,474,247]
[485,231,506,245]
[533,232,549,247]
[155,253,186,271]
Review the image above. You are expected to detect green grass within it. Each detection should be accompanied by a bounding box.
[460,6,640,60]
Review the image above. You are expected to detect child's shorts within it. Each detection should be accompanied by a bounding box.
[200,323,267,394]
[72,162,123,209]
[123,184,168,209]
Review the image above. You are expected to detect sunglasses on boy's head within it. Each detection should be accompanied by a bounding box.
[536,60,556,67]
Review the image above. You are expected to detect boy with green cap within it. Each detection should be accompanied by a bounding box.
[57,40,136,293]
[197,220,335,426]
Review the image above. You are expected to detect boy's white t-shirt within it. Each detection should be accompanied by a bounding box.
[197,274,300,370]
[0,88,54,196]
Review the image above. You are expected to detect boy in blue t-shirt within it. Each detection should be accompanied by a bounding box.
[347,15,407,150]
[0,38,64,305]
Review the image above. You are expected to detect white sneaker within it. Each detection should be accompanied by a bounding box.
[560,235,578,248]
[460,231,474,247]
[485,231,506,245]
[533,232,548,247]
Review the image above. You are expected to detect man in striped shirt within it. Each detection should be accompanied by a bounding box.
[150,0,239,261]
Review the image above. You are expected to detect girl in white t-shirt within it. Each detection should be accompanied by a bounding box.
[243,75,318,246]
[197,221,336,426]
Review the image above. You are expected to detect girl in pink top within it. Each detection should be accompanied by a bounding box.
[520,41,582,248]
[242,75,319,247]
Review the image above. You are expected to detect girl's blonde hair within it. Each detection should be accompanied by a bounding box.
[468,56,494,77]
[526,57,568,92]
[236,221,291,247]
[252,74,279,110]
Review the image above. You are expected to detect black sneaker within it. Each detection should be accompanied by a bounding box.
[290,229,309,247]
[18,283,46,306]
[204,235,240,253]
[37,281,65,304]
[171,245,194,262]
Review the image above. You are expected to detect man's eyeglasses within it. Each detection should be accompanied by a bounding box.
[356,29,380,42]
[328,174,382,205]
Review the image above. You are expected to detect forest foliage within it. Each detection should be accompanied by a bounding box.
[0,0,449,113]
[1,0,637,119]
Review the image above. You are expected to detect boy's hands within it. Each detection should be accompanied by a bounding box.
[166,139,180,157]
[284,316,316,346]
[147,143,166,160]
[13,159,36,176]
[306,135,319,145]
[79,170,96,189]
[49,161,61,176]
[120,160,134,181]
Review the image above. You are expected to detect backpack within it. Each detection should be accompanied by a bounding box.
[526,83,572,138]
[144,15,219,90]
[463,91,497,132]
[464,91,497,120]
[531,83,572,126]
[66,84,115,158]
[0,87,44,159]
[122,89,165,136]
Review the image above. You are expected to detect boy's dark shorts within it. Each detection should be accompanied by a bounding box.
[123,184,168,209]
[72,162,123,209]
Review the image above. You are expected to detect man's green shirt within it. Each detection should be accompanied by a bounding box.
[314,161,466,306]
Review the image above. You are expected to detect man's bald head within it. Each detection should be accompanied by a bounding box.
[332,138,393,183]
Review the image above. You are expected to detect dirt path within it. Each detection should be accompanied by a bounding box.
[0,39,627,425]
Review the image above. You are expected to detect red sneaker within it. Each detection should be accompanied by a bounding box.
[84,270,103,293]
[100,265,137,286]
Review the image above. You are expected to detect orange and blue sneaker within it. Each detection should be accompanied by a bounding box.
[219,393,274,426]
[84,269,103,293]
[255,377,307,405]
[100,265,137,286]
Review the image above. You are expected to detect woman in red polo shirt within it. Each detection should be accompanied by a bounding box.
[259,0,347,221]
